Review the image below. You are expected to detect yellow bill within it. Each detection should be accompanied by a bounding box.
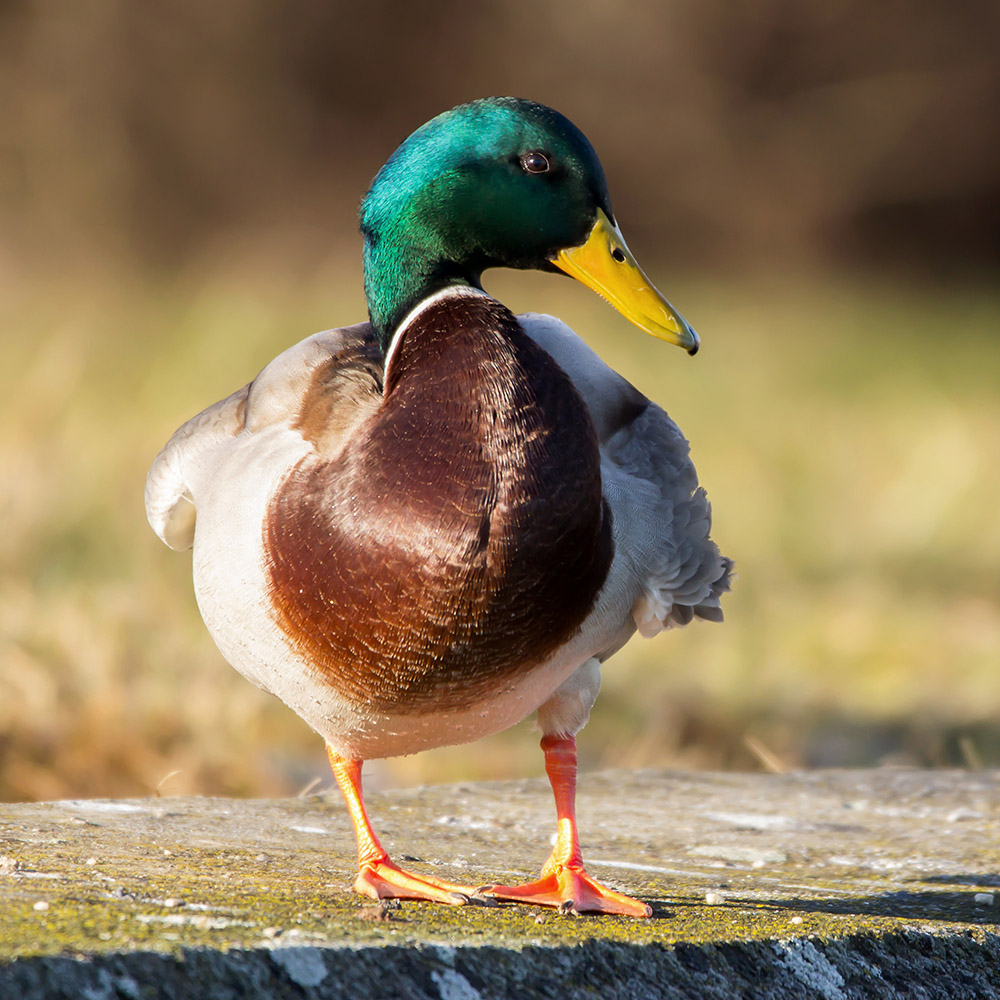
[550,208,700,355]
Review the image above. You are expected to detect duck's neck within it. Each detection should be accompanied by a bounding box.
[363,234,483,351]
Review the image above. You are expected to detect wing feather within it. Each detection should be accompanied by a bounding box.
[145,385,250,550]
[519,312,732,638]
[145,323,373,551]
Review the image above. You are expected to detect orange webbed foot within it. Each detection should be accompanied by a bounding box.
[481,864,652,917]
[478,735,652,917]
[353,858,493,906]
[328,749,494,908]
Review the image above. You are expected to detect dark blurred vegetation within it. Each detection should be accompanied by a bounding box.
[2,0,998,279]
[1,1,999,802]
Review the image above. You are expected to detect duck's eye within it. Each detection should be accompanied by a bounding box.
[520,151,550,174]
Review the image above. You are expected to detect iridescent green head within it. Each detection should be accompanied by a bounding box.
[360,97,698,355]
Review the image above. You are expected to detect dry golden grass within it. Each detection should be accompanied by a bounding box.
[2,261,998,801]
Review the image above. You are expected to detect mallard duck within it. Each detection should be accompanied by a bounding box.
[146,97,730,918]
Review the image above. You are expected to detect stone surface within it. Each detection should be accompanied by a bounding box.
[1,769,999,998]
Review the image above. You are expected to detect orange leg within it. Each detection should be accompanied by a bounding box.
[481,735,652,917]
[327,745,480,905]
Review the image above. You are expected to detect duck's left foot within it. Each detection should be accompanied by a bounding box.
[354,858,491,906]
[327,749,496,908]
[480,864,652,917]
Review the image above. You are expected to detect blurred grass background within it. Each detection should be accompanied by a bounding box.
[1,1,998,801]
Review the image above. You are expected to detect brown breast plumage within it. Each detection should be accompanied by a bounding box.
[264,293,612,713]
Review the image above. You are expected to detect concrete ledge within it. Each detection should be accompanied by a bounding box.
[2,769,999,998]
[4,933,1000,1000]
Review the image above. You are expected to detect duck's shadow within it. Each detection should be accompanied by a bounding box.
[755,873,1000,926]
[922,872,1000,888]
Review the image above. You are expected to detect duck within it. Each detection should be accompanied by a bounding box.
[145,97,731,918]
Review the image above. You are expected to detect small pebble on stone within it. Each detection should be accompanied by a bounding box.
[85,857,97,866]
[163,897,182,908]
[33,900,49,912]
[356,900,395,922]
[946,808,981,823]
[973,892,994,906]
[705,891,725,905]
[791,916,803,925]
